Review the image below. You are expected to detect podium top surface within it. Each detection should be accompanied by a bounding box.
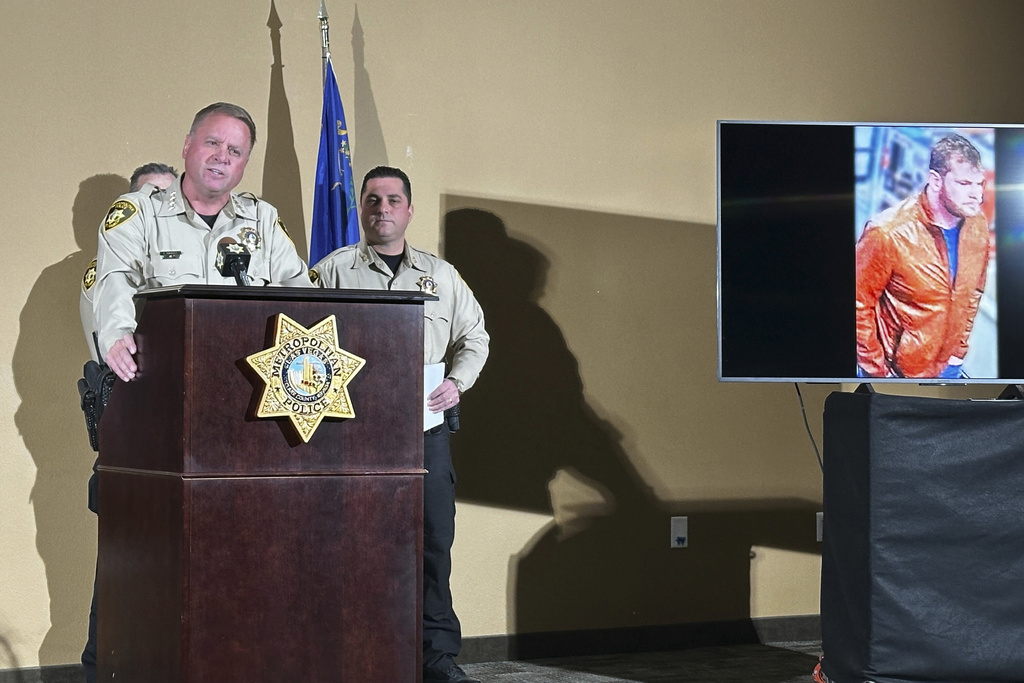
[102,282,429,475]
[136,284,436,304]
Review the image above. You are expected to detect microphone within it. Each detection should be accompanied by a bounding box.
[216,238,252,286]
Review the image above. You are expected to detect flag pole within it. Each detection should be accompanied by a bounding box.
[311,0,359,262]
[318,0,330,84]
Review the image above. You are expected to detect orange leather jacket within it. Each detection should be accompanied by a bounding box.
[856,191,990,378]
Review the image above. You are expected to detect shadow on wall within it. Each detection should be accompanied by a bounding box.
[261,0,308,262]
[351,5,389,176]
[443,207,653,513]
[443,204,821,639]
[0,633,28,682]
[13,174,128,670]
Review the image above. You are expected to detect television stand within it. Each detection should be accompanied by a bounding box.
[821,390,1024,683]
[997,384,1024,400]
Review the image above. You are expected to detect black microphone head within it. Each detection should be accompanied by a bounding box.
[216,238,251,278]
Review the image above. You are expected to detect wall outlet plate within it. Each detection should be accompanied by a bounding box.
[671,516,688,548]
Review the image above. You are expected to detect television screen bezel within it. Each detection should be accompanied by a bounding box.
[717,119,1016,385]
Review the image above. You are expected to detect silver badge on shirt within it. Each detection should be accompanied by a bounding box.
[417,275,438,296]
[238,226,261,252]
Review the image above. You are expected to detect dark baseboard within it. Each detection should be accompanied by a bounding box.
[0,615,821,677]
[459,614,821,664]
[751,614,820,644]
[0,664,84,683]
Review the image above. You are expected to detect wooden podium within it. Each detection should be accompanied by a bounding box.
[97,285,429,682]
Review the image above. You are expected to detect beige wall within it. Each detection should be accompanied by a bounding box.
[2,0,1022,669]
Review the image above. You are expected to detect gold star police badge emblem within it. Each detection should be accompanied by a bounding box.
[245,314,366,443]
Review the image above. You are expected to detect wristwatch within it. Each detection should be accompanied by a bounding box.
[447,376,465,395]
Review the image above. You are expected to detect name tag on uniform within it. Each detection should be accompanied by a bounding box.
[160,251,182,260]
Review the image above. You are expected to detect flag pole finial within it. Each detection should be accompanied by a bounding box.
[319,0,331,83]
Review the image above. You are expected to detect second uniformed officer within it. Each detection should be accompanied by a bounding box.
[311,166,489,683]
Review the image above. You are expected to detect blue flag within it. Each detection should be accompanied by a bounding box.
[310,57,359,264]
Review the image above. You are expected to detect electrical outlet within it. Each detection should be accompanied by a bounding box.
[816,511,823,543]
[670,516,688,548]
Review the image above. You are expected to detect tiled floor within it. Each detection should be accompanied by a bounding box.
[460,641,820,683]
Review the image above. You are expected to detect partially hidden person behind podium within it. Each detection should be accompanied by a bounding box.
[81,163,179,362]
[310,166,489,683]
[856,133,991,379]
[94,102,312,383]
[79,162,177,683]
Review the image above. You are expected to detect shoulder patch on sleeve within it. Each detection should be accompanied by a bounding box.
[82,259,97,292]
[275,216,295,244]
[103,199,138,231]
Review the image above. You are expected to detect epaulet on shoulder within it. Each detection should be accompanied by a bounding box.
[337,244,361,261]
[137,184,167,207]
[119,185,163,209]
[408,243,439,260]
[313,244,359,269]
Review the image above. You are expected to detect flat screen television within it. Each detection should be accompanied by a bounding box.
[717,121,1024,384]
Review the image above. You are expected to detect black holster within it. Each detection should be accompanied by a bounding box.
[78,360,116,451]
[444,404,461,433]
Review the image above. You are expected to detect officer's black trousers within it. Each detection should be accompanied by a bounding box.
[423,423,461,668]
[82,468,98,683]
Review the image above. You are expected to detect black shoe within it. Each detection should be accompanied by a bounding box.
[423,659,480,683]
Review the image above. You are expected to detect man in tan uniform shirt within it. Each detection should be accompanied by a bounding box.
[93,102,311,382]
[311,166,488,683]
[84,104,310,683]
